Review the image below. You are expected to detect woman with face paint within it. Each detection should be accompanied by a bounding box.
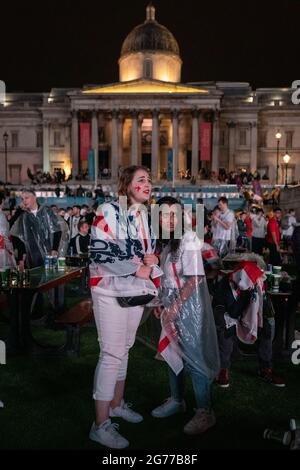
[151,197,220,436]
[89,166,161,449]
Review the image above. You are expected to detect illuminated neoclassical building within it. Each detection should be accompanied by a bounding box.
[0,4,299,184]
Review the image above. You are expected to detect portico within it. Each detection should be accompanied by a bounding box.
[69,80,222,182]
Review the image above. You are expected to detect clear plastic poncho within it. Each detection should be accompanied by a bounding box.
[159,232,220,381]
[0,210,16,268]
[10,205,61,267]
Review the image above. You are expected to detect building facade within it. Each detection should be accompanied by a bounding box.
[0,4,299,185]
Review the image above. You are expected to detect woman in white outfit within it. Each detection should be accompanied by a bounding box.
[89,166,161,449]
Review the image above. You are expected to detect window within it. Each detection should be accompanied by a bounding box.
[239,129,247,146]
[36,131,43,148]
[144,59,153,79]
[54,131,61,147]
[259,131,267,148]
[11,132,19,148]
[286,131,294,149]
[258,167,269,179]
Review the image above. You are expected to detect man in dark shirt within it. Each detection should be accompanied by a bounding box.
[69,220,90,255]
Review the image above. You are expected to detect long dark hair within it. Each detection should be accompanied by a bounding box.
[0,193,5,206]
[156,196,184,254]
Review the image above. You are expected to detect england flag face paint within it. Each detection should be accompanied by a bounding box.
[130,169,152,204]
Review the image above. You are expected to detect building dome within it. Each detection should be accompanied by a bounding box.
[121,17,180,57]
[119,4,182,83]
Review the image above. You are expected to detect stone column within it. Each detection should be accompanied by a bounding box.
[191,109,199,179]
[151,109,160,180]
[172,110,179,184]
[211,111,220,175]
[71,111,79,177]
[43,120,50,173]
[250,121,258,173]
[65,124,71,170]
[91,110,99,183]
[111,110,119,180]
[228,121,236,172]
[131,110,139,166]
[118,113,124,169]
[138,114,144,165]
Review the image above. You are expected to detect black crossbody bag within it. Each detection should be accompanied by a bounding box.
[117,293,156,307]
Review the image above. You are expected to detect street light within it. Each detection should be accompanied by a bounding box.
[283,152,290,188]
[275,131,282,185]
[3,131,8,185]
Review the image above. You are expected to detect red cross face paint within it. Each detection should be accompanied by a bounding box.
[129,169,152,204]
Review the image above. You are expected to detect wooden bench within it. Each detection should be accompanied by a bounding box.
[55,299,93,356]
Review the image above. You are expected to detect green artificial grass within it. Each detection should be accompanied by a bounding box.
[0,324,299,450]
[0,279,300,450]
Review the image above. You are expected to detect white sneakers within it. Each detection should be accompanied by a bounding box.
[151,397,186,418]
[90,403,216,448]
[109,400,143,423]
[89,420,129,449]
[183,408,216,435]
[90,401,143,448]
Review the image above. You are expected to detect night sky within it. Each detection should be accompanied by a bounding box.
[1,0,300,92]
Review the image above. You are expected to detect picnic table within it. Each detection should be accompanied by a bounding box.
[1,266,86,355]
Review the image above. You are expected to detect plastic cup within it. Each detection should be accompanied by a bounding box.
[273,266,282,275]
[272,274,281,291]
[0,267,10,287]
[290,419,300,431]
[57,257,66,270]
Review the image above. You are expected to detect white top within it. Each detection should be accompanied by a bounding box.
[160,231,205,289]
[31,209,38,217]
[213,209,235,242]
[282,215,297,237]
[70,216,81,239]
[252,215,267,239]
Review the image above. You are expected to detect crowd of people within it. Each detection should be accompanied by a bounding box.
[0,164,299,450]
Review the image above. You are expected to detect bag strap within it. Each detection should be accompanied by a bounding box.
[172,262,182,289]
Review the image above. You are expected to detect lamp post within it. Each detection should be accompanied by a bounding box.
[275,131,282,185]
[3,132,8,185]
[283,152,290,188]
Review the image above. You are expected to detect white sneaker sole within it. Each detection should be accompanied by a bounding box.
[89,431,129,449]
[151,408,185,419]
[217,383,230,389]
[109,412,143,423]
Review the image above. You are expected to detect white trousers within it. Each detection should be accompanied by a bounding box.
[91,290,144,401]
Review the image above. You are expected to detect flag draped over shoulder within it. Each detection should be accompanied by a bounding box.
[226,261,265,344]
[89,202,162,294]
